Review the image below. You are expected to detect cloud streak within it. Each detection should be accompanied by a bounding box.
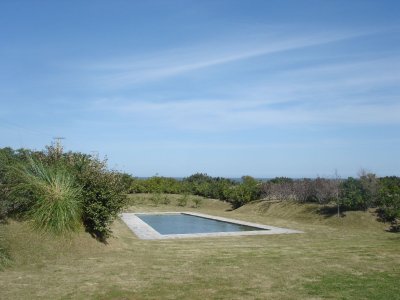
[79,27,387,88]
[90,97,400,132]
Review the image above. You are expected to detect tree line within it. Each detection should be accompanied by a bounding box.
[128,173,399,230]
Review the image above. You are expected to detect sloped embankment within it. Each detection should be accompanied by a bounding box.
[235,200,387,231]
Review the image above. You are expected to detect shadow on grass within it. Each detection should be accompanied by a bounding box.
[386,226,400,233]
[256,199,285,214]
[317,205,346,218]
[373,209,399,233]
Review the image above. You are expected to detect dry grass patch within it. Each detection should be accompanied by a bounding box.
[0,194,399,299]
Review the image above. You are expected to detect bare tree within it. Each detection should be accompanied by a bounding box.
[333,169,341,217]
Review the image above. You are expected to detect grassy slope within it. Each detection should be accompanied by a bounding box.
[0,193,399,300]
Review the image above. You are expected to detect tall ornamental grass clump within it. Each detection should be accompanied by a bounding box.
[12,158,82,235]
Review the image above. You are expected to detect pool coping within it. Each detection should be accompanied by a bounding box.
[120,212,303,240]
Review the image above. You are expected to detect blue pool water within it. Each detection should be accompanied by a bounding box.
[136,213,267,235]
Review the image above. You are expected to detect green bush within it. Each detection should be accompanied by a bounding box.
[359,172,379,208]
[64,153,127,242]
[269,177,294,184]
[177,194,188,207]
[130,176,182,194]
[339,177,366,210]
[183,173,238,201]
[119,173,135,193]
[150,192,162,206]
[377,177,400,231]
[228,176,261,208]
[0,148,36,220]
[192,197,202,208]
[162,195,171,205]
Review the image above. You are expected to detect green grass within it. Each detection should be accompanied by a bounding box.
[0,193,399,299]
[0,232,11,270]
[304,272,400,299]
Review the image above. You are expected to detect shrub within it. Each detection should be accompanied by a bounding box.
[162,195,171,205]
[261,181,295,201]
[184,173,213,196]
[377,177,400,231]
[340,177,366,210]
[64,153,127,242]
[359,171,379,208]
[0,148,35,220]
[150,192,162,206]
[129,179,148,193]
[119,173,135,193]
[312,177,338,204]
[228,176,261,208]
[269,177,293,184]
[261,177,339,204]
[177,194,188,207]
[192,197,202,208]
[130,176,182,194]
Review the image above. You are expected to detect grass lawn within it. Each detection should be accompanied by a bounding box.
[0,193,399,299]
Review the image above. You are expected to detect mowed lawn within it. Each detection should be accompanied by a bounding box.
[0,194,399,299]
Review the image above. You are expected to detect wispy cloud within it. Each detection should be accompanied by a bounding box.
[78,27,386,88]
[90,97,400,131]
[70,25,400,134]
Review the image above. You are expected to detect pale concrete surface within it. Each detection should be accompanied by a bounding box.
[120,212,303,240]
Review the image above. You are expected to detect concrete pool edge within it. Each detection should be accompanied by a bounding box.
[120,212,303,240]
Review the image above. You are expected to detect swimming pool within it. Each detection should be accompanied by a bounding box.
[121,212,302,239]
[136,213,267,235]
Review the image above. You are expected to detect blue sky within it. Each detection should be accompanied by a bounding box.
[1,0,399,178]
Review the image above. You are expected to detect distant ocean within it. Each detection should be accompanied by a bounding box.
[137,177,273,182]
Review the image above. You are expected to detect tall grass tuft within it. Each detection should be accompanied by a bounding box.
[13,158,82,235]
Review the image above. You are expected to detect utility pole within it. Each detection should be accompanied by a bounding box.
[334,169,341,218]
[90,150,99,158]
[52,137,65,155]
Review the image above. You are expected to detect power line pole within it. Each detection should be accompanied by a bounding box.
[90,150,99,158]
[52,137,65,155]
